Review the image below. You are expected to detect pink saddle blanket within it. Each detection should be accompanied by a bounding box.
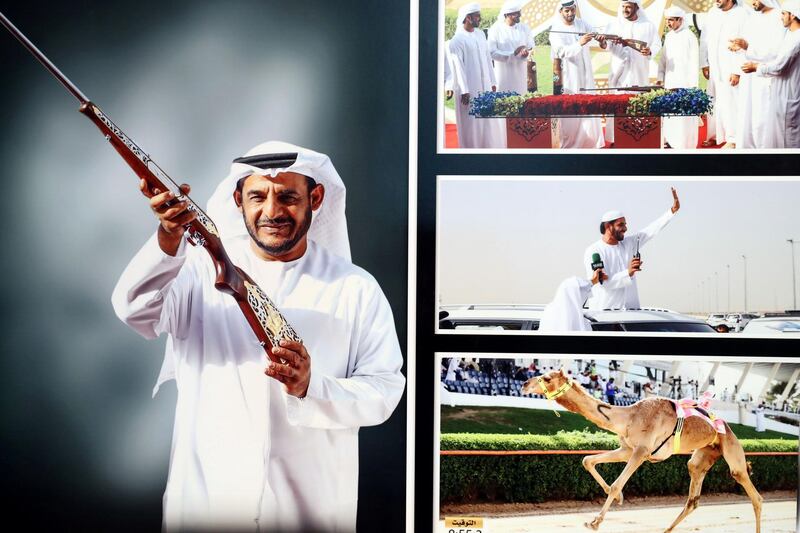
[671,392,726,434]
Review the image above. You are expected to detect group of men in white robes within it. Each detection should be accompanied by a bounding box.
[742,0,800,148]
[447,0,800,149]
[702,0,799,148]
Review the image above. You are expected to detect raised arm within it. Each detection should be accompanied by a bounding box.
[633,187,679,248]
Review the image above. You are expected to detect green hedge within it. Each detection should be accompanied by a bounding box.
[440,432,798,503]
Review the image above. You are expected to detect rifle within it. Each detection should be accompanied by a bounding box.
[548,31,649,52]
[580,85,661,92]
[0,11,301,363]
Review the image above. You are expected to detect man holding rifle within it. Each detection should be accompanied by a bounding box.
[549,0,604,148]
[112,141,405,531]
[598,0,661,144]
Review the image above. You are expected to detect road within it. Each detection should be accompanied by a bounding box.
[440,500,797,532]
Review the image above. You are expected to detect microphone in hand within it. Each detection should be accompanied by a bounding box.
[591,253,605,285]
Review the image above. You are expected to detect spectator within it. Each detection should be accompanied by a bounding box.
[606,378,619,405]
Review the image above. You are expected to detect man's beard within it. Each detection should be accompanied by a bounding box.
[613,229,625,241]
[244,204,313,257]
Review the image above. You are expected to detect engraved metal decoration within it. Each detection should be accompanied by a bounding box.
[244,280,302,347]
[92,105,220,237]
[510,117,550,142]
[618,116,659,142]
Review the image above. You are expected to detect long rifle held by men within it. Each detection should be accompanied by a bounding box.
[580,85,661,92]
[548,30,649,52]
[0,11,301,363]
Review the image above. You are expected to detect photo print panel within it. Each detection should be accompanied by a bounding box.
[436,176,800,338]
[436,353,799,533]
[439,0,800,154]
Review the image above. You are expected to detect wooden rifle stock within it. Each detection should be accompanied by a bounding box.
[548,31,648,52]
[1,10,300,362]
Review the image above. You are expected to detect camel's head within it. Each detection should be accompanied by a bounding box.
[521,368,570,397]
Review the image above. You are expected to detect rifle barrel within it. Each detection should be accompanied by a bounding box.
[0,11,89,104]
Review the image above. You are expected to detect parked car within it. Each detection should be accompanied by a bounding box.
[725,312,761,332]
[741,317,800,336]
[439,305,717,333]
[438,304,545,331]
[705,313,728,328]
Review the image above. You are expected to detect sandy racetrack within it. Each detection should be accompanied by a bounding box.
[440,492,797,532]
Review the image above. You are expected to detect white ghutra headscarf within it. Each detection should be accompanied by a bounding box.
[206,140,351,261]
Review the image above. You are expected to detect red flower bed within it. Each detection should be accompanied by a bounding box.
[522,94,634,117]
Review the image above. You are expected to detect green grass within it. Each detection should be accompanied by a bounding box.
[441,405,795,441]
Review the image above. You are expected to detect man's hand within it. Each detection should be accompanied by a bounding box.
[670,186,680,213]
[140,179,196,256]
[461,93,470,105]
[596,34,608,48]
[445,89,454,100]
[491,85,497,92]
[729,74,740,86]
[591,268,608,285]
[639,46,652,57]
[579,33,594,46]
[266,339,312,398]
[514,45,528,57]
[628,257,643,277]
[741,62,758,74]
[702,66,710,80]
[728,38,748,52]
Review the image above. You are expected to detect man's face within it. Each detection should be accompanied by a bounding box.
[607,217,628,241]
[716,0,735,10]
[667,16,683,30]
[235,172,323,259]
[781,10,795,26]
[506,11,521,24]
[622,2,639,20]
[560,6,576,23]
[750,0,765,11]
[466,12,481,27]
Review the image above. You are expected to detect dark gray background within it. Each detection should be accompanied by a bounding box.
[0,1,408,530]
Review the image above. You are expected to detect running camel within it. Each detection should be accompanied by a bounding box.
[521,369,762,532]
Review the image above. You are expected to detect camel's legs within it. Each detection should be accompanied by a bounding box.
[720,435,763,533]
[663,446,720,533]
[582,447,632,505]
[585,446,649,531]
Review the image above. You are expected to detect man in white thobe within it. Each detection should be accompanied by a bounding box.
[112,141,405,532]
[549,0,604,148]
[583,188,681,310]
[449,3,505,148]
[658,6,701,149]
[598,0,661,144]
[743,0,800,148]
[488,0,536,94]
[700,0,749,147]
[731,0,786,148]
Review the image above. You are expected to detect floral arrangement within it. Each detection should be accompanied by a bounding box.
[494,92,540,117]
[649,88,713,116]
[521,94,633,117]
[469,91,540,117]
[470,89,712,117]
[626,89,670,115]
